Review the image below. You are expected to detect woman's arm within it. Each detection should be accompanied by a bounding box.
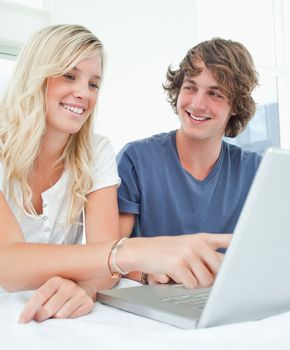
[119,213,171,285]
[0,190,232,290]
[119,212,227,287]
[0,191,113,291]
[0,185,119,293]
[79,185,121,299]
[0,191,232,320]
[119,213,147,284]
[86,185,120,242]
[18,185,120,323]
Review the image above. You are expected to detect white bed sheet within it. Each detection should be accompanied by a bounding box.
[0,279,289,350]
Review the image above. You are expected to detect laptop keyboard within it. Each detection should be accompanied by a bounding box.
[160,290,210,310]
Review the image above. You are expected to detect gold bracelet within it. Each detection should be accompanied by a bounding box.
[108,237,129,279]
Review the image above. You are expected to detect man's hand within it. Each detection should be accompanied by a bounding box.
[147,273,171,285]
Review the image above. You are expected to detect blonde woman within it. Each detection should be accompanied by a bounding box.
[0,24,231,323]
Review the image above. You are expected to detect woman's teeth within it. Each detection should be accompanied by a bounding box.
[62,104,84,115]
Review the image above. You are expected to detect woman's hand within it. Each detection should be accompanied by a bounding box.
[18,276,94,323]
[116,233,232,289]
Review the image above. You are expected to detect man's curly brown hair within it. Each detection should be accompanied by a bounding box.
[163,38,259,137]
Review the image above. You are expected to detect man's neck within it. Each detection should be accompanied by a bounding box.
[175,130,223,181]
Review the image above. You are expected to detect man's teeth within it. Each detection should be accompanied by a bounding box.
[189,114,208,121]
[62,104,84,115]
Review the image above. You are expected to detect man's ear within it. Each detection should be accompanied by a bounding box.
[229,103,237,116]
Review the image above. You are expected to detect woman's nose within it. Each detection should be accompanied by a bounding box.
[73,81,90,100]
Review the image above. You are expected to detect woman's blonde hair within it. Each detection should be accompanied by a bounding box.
[0,24,104,224]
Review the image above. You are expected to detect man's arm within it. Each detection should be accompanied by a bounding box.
[119,213,135,238]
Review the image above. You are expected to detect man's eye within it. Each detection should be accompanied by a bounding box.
[209,91,223,98]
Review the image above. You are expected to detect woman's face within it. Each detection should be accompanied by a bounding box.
[46,54,102,138]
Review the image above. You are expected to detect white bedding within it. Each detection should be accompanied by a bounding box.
[0,279,289,350]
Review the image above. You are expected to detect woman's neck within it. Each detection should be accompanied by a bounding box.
[37,131,69,166]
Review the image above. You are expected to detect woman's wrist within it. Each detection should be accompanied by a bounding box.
[108,237,152,278]
[108,237,131,278]
[112,237,141,275]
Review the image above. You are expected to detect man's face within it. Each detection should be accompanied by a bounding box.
[176,60,234,143]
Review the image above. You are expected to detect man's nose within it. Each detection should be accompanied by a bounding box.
[191,91,207,111]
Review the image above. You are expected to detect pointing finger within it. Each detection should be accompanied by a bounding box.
[204,233,232,250]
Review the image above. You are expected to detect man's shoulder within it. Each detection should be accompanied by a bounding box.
[223,141,262,168]
[118,130,176,157]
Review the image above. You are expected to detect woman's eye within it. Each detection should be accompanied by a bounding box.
[63,74,75,81]
[89,82,99,90]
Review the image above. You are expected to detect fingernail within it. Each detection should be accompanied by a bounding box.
[18,316,26,324]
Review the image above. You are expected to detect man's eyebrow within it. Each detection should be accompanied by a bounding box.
[183,78,221,90]
[183,78,196,85]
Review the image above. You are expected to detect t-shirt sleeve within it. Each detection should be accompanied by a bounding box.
[117,145,141,214]
[89,134,120,193]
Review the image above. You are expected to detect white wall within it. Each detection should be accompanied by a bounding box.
[50,0,198,152]
[195,0,290,149]
[277,0,290,149]
[0,0,50,54]
[4,0,286,151]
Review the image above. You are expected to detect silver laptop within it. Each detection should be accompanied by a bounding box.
[98,148,290,329]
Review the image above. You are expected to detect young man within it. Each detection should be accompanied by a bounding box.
[117,38,261,286]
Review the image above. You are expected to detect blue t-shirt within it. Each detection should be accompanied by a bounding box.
[117,130,261,237]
